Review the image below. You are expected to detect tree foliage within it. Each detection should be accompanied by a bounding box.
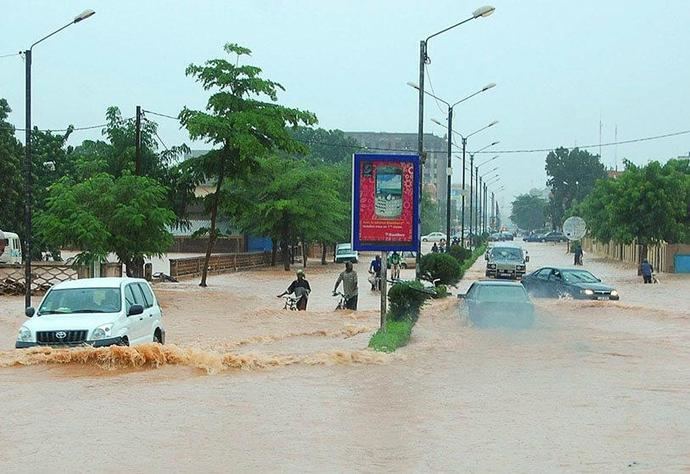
[179,43,317,285]
[223,155,347,270]
[289,127,360,165]
[577,159,690,252]
[545,147,607,228]
[510,192,547,231]
[0,99,24,234]
[421,191,441,235]
[34,173,175,273]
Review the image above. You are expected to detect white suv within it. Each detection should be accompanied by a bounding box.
[16,277,165,348]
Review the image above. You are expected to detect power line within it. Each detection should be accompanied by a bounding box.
[142,109,179,121]
[424,64,448,117]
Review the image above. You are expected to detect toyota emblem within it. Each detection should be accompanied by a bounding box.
[55,331,67,339]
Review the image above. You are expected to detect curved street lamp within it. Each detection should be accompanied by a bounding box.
[411,82,496,252]
[23,9,96,307]
[415,5,495,268]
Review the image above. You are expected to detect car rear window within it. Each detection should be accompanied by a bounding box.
[476,285,530,303]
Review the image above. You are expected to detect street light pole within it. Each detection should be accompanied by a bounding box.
[445,106,453,251]
[415,5,495,276]
[22,9,95,308]
[435,120,497,248]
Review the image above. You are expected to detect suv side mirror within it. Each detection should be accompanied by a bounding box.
[25,307,35,318]
[525,256,530,262]
[457,294,466,299]
[128,304,144,316]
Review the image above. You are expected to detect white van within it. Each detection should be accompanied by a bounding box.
[0,231,22,265]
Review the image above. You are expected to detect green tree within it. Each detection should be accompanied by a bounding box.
[34,173,175,274]
[179,43,317,286]
[0,99,24,234]
[289,127,360,165]
[510,192,547,231]
[545,147,607,228]
[224,156,347,270]
[578,159,690,265]
[421,191,441,235]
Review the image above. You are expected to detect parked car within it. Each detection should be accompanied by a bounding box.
[488,232,503,242]
[485,244,529,279]
[521,267,620,300]
[421,232,447,242]
[401,251,416,269]
[523,233,545,242]
[458,280,535,328]
[500,231,514,241]
[15,277,166,348]
[540,231,569,243]
[334,243,359,263]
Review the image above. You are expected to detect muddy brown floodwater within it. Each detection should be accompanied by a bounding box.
[1,244,689,472]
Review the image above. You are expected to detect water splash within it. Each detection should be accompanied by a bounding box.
[0,342,391,375]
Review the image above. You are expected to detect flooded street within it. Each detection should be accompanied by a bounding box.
[1,243,689,472]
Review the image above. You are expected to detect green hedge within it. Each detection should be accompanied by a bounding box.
[419,253,463,285]
[368,319,414,353]
[386,280,431,323]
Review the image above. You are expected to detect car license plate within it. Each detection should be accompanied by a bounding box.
[597,296,609,300]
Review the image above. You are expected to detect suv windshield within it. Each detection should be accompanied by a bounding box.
[38,288,122,315]
[490,247,523,261]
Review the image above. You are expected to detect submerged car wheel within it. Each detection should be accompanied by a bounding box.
[153,330,163,344]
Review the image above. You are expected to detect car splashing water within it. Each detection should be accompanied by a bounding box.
[1,248,690,472]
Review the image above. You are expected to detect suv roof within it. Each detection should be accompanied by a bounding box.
[51,277,147,290]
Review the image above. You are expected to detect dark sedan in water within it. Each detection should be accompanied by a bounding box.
[458,280,535,328]
[521,267,620,300]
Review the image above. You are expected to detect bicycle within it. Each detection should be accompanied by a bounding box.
[333,291,347,310]
[282,295,299,311]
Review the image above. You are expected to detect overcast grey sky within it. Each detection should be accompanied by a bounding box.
[2,1,689,209]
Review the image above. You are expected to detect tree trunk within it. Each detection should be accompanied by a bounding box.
[271,238,277,267]
[200,150,227,287]
[321,240,327,265]
[302,237,308,268]
[638,242,648,276]
[281,218,290,271]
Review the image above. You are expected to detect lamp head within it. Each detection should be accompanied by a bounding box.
[482,83,497,92]
[74,9,95,23]
[473,5,496,18]
[406,81,420,91]
[488,120,499,127]
[431,118,444,127]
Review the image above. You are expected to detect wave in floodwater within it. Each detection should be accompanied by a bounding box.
[209,325,376,350]
[0,344,391,374]
[0,325,389,374]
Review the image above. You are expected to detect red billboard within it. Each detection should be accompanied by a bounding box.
[352,154,420,251]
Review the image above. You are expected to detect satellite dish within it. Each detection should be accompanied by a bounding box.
[562,216,587,241]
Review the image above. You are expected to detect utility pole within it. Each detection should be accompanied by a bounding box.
[445,108,453,252]
[135,105,142,175]
[460,138,467,248]
[468,154,474,251]
[23,49,32,308]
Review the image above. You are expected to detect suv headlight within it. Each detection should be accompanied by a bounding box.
[17,327,32,342]
[488,264,496,269]
[581,289,594,296]
[610,290,619,297]
[516,265,526,270]
[92,324,113,341]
